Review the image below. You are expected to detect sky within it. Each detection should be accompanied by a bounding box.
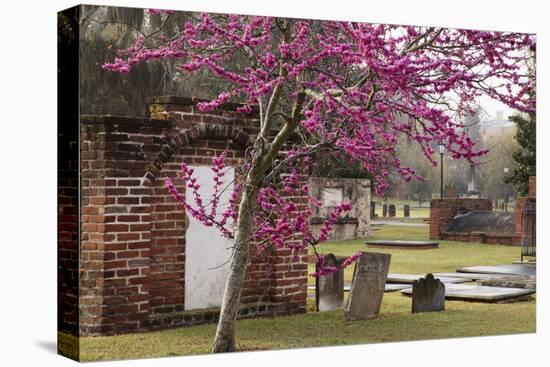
[478,94,515,121]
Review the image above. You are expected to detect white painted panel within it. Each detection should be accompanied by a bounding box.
[321,187,343,207]
[185,166,235,310]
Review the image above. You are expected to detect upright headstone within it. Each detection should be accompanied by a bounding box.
[444,183,459,198]
[388,204,396,217]
[382,204,388,217]
[370,201,376,219]
[356,180,371,238]
[316,254,344,312]
[404,204,410,217]
[411,273,445,313]
[344,252,391,321]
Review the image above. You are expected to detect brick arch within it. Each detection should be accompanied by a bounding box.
[142,122,252,185]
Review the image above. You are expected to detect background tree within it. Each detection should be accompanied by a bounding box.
[105,10,536,353]
[506,111,536,195]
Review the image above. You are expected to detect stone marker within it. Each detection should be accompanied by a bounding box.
[315,254,344,312]
[382,204,388,217]
[370,201,376,219]
[344,252,391,321]
[412,273,445,313]
[388,204,396,217]
[404,204,410,217]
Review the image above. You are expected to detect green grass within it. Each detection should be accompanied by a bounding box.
[65,224,535,362]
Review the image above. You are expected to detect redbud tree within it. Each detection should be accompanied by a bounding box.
[104,10,535,352]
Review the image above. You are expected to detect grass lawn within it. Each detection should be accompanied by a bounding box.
[63,224,535,362]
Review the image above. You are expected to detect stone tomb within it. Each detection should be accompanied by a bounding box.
[404,204,410,217]
[315,254,345,312]
[344,252,391,321]
[309,178,371,240]
[388,204,396,217]
[411,274,445,313]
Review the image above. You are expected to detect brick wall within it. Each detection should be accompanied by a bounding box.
[74,96,307,336]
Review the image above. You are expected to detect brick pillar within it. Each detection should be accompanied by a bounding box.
[429,206,453,239]
[515,197,526,241]
[515,176,536,244]
[268,173,309,316]
[80,115,173,334]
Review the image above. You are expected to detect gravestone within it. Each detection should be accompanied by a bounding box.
[404,204,410,217]
[382,204,388,217]
[344,252,391,321]
[388,204,396,217]
[444,183,459,198]
[411,273,445,313]
[370,201,376,219]
[315,254,344,312]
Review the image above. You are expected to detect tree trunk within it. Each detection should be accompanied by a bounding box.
[211,162,262,353]
[211,83,304,353]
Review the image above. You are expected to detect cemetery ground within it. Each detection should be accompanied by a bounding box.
[60,224,535,361]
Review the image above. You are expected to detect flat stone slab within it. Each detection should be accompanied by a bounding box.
[387,273,472,284]
[308,283,410,293]
[366,240,439,250]
[456,264,536,277]
[478,275,536,290]
[401,283,535,303]
[385,283,411,292]
[432,272,514,281]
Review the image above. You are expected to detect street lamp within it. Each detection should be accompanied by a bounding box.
[503,167,509,212]
[438,143,446,198]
